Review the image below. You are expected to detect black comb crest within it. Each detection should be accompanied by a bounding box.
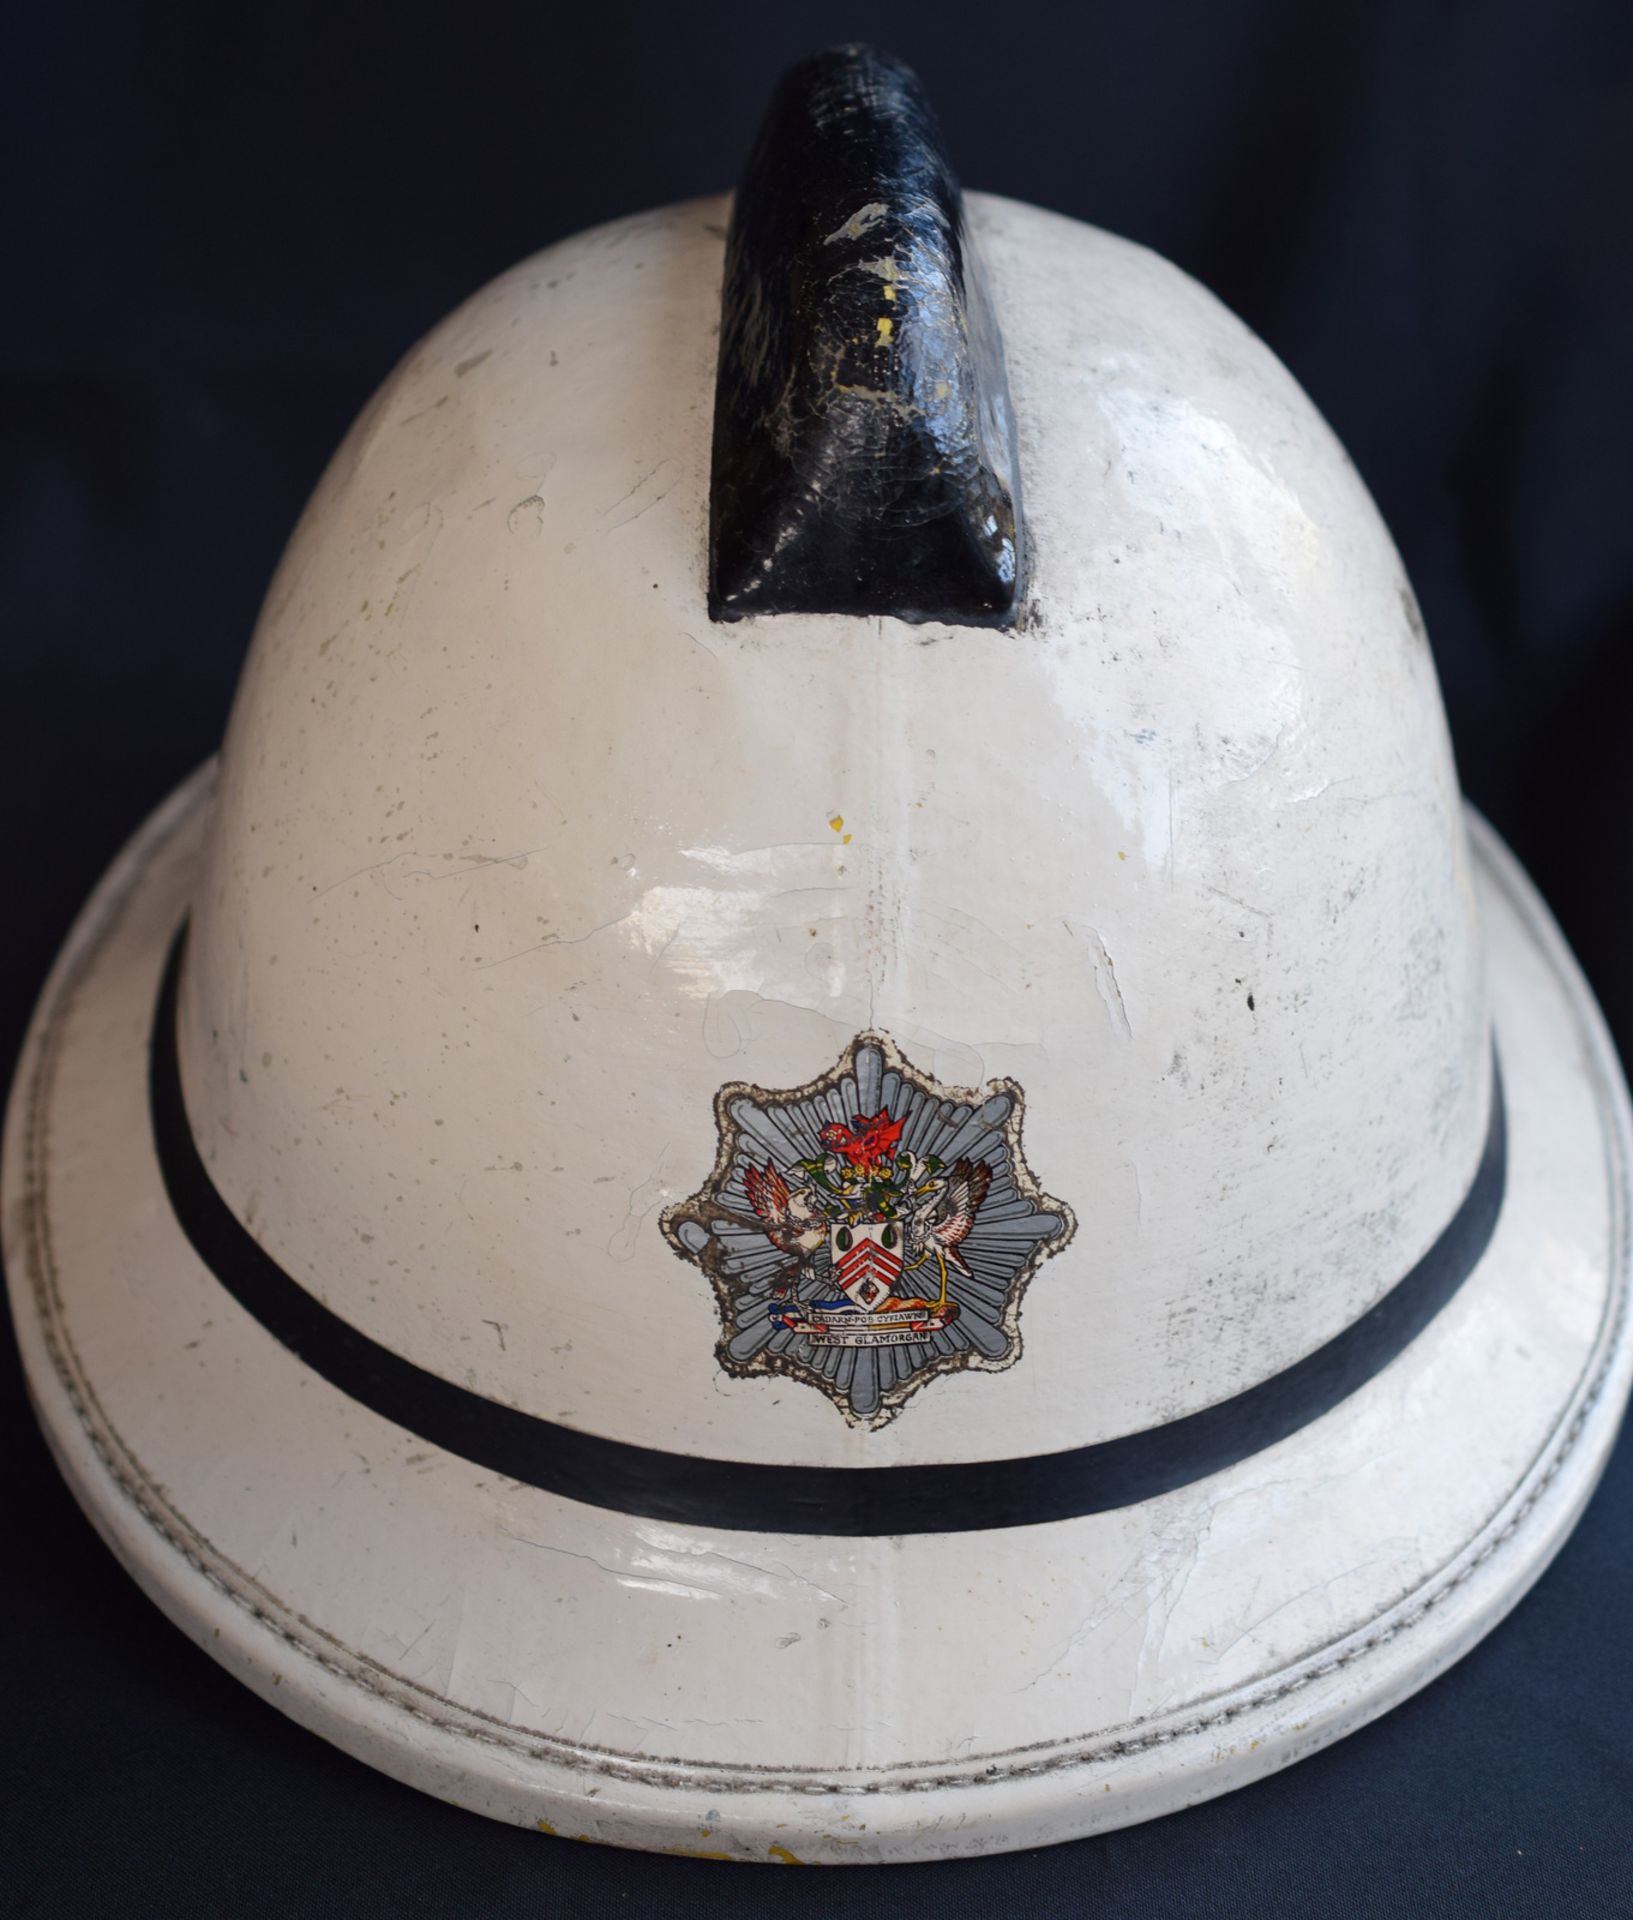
[709,46,1024,626]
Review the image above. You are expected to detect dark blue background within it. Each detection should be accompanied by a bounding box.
[4,1,1632,1911]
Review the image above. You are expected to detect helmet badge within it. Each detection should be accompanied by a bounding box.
[663,1035,1076,1427]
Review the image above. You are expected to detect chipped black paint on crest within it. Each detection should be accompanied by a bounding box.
[709,46,1024,626]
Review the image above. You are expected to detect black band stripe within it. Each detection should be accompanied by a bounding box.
[150,932,1507,1537]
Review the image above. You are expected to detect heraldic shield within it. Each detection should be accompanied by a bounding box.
[663,1035,1077,1426]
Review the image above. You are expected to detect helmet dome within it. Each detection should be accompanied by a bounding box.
[182,187,1484,1459]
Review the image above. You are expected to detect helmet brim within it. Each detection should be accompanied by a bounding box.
[6,761,1629,1864]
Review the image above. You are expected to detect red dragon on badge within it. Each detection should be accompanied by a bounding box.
[817,1109,906,1170]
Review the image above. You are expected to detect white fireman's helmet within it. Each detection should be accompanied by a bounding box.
[5,44,1629,1864]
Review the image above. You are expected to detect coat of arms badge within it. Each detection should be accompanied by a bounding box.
[663,1034,1076,1426]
